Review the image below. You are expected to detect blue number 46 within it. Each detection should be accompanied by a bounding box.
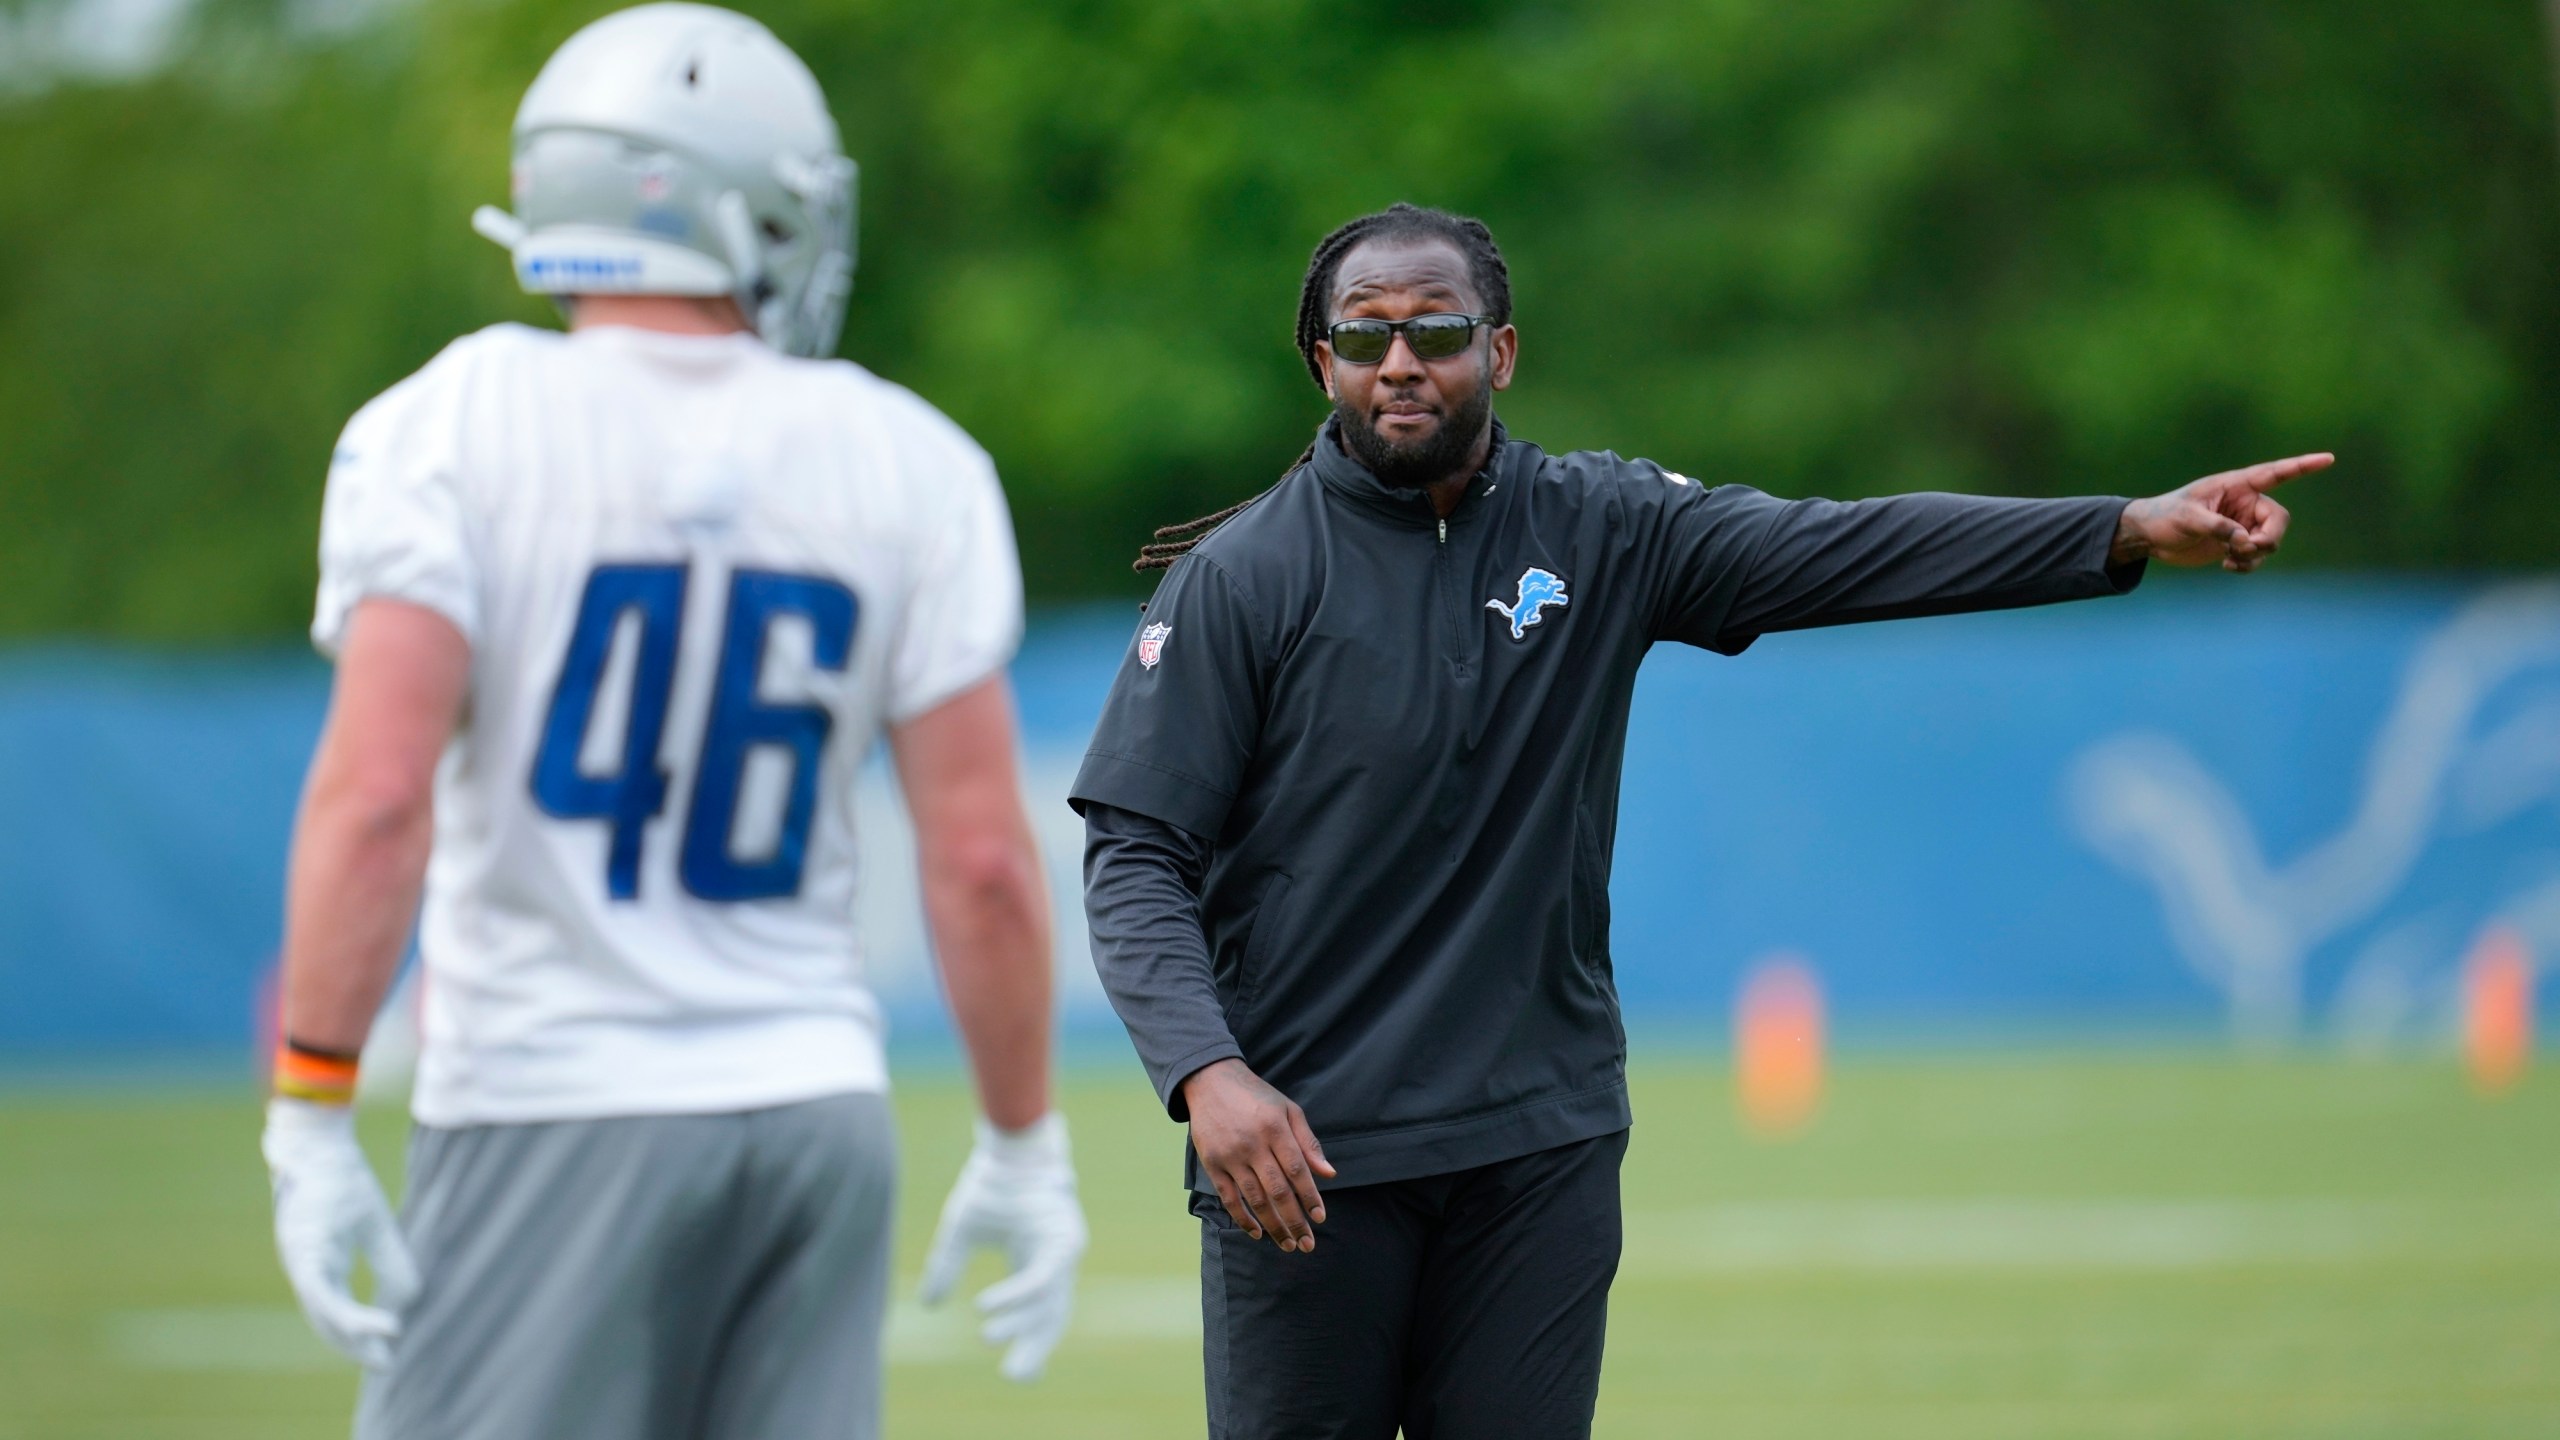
[530,564,858,902]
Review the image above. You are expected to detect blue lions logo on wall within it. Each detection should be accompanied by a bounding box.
[1486,567,1570,640]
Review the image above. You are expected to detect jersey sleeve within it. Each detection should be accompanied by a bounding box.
[883,434,1025,724]
[1068,554,1268,841]
[311,370,481,658]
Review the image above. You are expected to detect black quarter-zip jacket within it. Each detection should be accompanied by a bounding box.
[1071,421,2142,1189]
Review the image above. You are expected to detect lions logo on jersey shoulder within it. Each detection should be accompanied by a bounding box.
[1486,567,1569,640]
[1138,621,1172,669]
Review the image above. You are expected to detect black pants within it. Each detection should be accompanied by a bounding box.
[1194,1129,1627,1440]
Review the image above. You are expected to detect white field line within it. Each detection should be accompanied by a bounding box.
[107,1278,1204,1373]
[98,1199,2480,1373]
[104,1307,343,1373]
[887,1276,1198,1364]
[1625,1199,2422,1273]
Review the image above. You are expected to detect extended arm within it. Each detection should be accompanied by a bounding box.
[1714,491,2137,646]
[1699,454,2328,650]
[889,675,1084,1383]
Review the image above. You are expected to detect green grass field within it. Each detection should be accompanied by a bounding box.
[2,1052,2554,1439]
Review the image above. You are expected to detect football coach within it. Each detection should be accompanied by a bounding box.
[1068,202,2326,1439]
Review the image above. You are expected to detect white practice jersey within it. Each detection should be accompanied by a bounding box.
[313,323,1022,1127]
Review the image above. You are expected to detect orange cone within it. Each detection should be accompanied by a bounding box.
[1737,956,1824,1136]
[2463,926,2533,1097]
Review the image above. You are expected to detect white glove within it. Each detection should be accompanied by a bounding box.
[919,1112,1088,1383]
[260,1097,420,1370]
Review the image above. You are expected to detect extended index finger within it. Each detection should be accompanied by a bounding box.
[2228,452,2333,493]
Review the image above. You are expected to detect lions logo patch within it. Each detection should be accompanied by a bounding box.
[1138,621,1172,669]
[1485,567,1570,640]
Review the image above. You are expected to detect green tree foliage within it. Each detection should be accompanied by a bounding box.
[1,0,2553,639]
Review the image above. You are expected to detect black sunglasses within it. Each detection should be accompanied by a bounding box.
[1325,312,1492,365]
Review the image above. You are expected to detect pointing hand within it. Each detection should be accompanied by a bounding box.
[2112,453,2332,573]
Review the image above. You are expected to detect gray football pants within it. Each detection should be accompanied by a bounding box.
[355,1092,896,1440]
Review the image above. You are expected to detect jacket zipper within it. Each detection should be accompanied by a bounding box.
[1434,514,1466,666]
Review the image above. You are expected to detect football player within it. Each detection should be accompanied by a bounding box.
[259,8,1083,1436]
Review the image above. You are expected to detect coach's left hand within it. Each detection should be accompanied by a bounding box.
[2111,452,2332,573]
[921,1112,1088,1383]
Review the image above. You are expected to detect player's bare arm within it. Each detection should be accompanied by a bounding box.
[2111,453,2333,573]
[269,9,1083,1421]
[894,674,1089,1382]
[278,600,467,1051]
[892,675,1054,1129]
[263,598,465,1370]
[1180,1057,1335,1252]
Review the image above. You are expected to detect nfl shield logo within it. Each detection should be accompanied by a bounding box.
[1138,622,1171,669]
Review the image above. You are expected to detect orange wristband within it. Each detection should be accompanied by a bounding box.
[273,1040,360,1105]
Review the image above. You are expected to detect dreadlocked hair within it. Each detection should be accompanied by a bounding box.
[1133,202,1514,571]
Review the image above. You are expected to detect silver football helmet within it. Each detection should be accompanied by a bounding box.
[470,3,857,358]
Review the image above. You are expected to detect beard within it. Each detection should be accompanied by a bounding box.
[1335,378,1495,490]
